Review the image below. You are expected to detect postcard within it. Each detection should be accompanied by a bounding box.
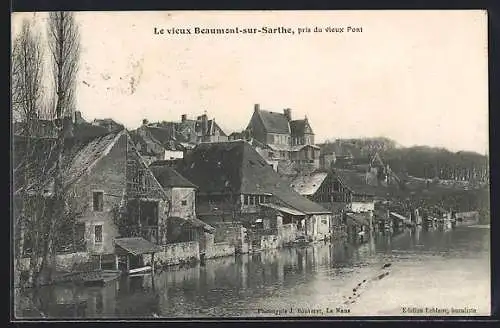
[11,10,490,319]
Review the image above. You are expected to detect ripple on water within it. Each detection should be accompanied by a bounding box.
[15,228,490,318]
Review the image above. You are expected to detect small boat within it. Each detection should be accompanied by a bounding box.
[82,270,121,286]
[55,269,121,286]
[128,266,152,275]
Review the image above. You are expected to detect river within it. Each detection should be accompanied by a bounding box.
[14,224,491,318]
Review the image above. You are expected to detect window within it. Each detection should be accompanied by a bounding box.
[94,225,103,243]
[244,195,249,205]
[93,191,103,212]
[181,200,187,206]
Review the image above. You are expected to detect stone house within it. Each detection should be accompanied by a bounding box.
[245,104,320,168]
[177,140,332,244]
[132,125,186,164]
[14,129,170,258]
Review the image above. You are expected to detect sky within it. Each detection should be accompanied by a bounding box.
[11,11,489,154]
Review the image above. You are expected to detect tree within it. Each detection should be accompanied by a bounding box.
[11,18,45,287]
[37,12,81,285]
[11,19,44,126]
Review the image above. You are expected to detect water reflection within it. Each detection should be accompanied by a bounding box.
[16,226,490,318]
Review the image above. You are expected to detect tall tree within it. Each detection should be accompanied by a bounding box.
[37,12,80,285]
[11,19,44,127]
[11,18,44,287]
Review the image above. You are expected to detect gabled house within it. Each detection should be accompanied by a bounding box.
[149,163,215,249]
[14,129,170,257]
[177,140,332,242]
[158,113,228,145]
[245,104,320,168]
[133,125,186,164]
[331,169,378,213]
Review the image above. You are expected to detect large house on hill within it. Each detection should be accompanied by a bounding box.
[245,104,320,169]
[177,140,332,242]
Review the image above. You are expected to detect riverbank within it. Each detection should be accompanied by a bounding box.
[14,226,490,318]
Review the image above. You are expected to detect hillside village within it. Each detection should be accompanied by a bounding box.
[12,104,490,287]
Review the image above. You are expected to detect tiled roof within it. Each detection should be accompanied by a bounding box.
[149,164,197,188]
[146,126,184,151]
[207,120,227,137]
[260,203,305,216]
[290,172,329,196]
[73,122,110,141]
[319,202,346,214]
[257,110,290,134]
[268,144,291,152]
[289,119,314,136]
[179,140,329,214]
[114,237,163,256]
[168,216,215,233]
[14,130,167,202]
[290,144,320,152]
[333,169,379,196]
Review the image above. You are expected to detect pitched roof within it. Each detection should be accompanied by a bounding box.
[333,169,379,196]
[128,130,148,150]
[256,110,290,134]
[260,203,306,216]
[145,126,185,151]
[73,122,110,141]
[207,120,227,137]
[290,144,320,152]
[179,140,329,214]
[13,131,123,194]
[149,165,197,188]
[290,172,329,196]
[168,216,215,233]
[114,237,163,255]
[15,130,167,201]
[290,119,314,136]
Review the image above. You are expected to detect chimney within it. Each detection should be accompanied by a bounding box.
[254,104,260,112]
[284,108,292,121]
[181,114,187,122]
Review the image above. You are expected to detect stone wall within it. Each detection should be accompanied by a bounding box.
[279,223,298,245]
[349,201,375,213]
[211,222,245,251]
[18,252,91,272]
[143,241,199,267]
[206,242,235,259]
[260,234,280,250]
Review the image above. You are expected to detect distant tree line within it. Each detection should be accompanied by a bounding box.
[319,138,488,183]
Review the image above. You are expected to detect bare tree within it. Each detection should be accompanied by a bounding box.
[11,19,44,287]
[37,12,81,285]
[11,19,44,126]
